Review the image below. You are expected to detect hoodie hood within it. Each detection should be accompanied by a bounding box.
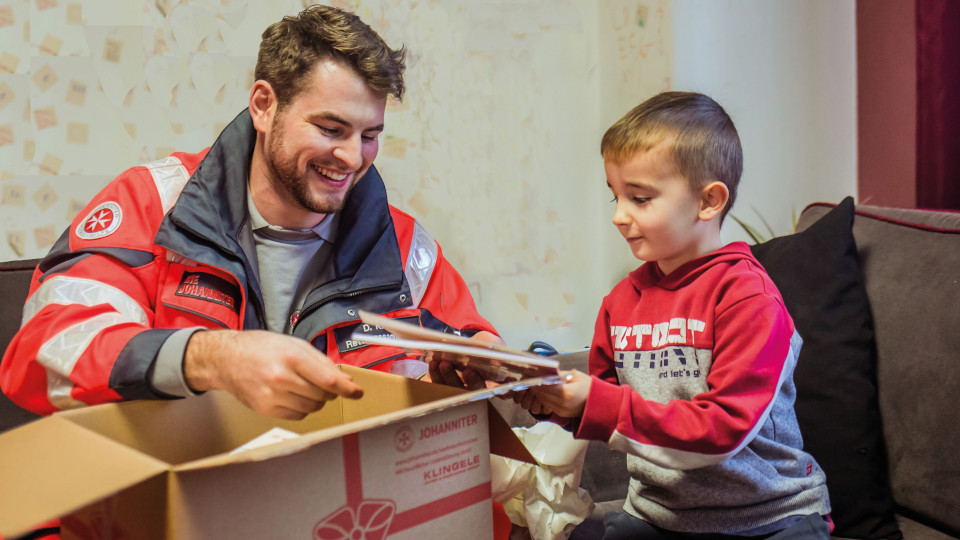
[630,242,756,292]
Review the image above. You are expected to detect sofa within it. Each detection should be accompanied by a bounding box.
[3,199,960,539]
[0,259,41,434]
[522,198,959,540]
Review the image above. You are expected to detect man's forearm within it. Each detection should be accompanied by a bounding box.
[183,329,230,393]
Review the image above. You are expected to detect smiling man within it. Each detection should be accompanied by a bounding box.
[1,6,501,422]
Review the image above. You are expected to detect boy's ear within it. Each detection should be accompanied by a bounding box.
[698,181,729,222]
[249,80,277,133]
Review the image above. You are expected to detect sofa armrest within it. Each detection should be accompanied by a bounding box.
[0,259,43,432]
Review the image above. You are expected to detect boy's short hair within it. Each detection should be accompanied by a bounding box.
[255,5,407,110]
[601,91,743,221]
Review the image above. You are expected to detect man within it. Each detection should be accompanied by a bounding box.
[0,5,500,421]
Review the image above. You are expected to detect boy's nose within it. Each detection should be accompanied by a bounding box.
[612,203,630,226]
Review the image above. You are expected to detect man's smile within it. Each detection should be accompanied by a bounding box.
[311,163,351,185]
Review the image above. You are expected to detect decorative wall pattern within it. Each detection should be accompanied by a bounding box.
[0,0,671,349]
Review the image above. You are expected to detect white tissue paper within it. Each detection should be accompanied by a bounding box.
[491,422,594,540]
[389,358,429,379]
[229,427,300,454]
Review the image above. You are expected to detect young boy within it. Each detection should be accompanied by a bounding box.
[524,92,832,539]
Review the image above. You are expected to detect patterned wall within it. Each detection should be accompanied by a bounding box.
[0,0,671,349]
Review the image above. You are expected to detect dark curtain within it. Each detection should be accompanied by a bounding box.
[916,0,960,210]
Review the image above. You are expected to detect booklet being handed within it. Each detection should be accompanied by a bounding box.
[351,311,561,383]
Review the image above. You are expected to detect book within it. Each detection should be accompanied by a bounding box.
[351,310,562,382]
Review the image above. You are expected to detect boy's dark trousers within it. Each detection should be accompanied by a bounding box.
[603,511,830,540]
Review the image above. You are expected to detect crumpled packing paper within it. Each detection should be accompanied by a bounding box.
[491,422,594,540]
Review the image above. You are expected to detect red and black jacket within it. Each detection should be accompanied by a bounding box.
[0,110,497,415]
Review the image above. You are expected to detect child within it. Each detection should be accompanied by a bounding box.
[523,92,831,539]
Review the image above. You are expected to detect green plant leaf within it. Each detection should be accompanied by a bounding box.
[751,205,776,239]
[729,214,768,244]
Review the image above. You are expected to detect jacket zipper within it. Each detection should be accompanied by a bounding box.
[292,283,400,332]
[362,352,407,369]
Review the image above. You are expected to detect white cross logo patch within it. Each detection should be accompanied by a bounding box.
[76,201,122,240]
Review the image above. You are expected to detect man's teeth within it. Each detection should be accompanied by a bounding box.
[314,165,348,181]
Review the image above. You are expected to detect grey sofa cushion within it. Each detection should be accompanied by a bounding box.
[798,204,960,537]
[0,259,42,433]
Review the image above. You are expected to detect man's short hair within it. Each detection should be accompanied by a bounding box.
[255,4,406,109]
[601,91,743,220]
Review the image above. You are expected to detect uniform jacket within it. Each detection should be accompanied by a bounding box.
[0,110,496,415]
[578,243,830,534]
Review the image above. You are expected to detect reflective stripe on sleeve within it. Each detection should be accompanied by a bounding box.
[143,155,191,214]
[23,276,150,410]
[404,220,438,307]
[38,311,139,379]
[46,371,85,411]
[23,275,149,327]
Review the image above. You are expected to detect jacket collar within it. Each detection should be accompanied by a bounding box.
[155,109,256,271]
[155,109,404,325]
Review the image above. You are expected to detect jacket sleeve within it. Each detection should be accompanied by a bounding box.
[397,216,499,338]
[418,244,499,337]
[0,167,180,415]
[576,290,799,470]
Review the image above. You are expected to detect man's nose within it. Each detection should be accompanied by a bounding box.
[333,135,363,170]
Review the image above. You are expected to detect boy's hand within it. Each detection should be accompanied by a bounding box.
[532,370,591,418]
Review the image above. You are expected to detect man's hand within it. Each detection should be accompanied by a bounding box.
[530,370,591,418]
[510,388,554,416]
[426,330,504,390]
[183,330,363,420]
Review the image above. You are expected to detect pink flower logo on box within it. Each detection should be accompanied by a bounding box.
[316,431,491,537]
[313,500,396,540]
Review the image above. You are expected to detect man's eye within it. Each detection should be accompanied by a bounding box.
[361,134,378,143]
[633,197,650,204]
[317,125,338,136]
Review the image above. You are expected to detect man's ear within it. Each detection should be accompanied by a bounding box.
[249,80,277,133]
[698,181,729,222]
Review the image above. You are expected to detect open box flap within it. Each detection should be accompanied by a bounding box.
[174,375,549,472]
[0,415,169,537]
[486,400,537,464]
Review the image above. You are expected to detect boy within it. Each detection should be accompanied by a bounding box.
[523,92,831,538]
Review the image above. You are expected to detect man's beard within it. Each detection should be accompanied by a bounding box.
[265,118,359,215]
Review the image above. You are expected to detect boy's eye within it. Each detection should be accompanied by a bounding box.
[610,195,650,204]
[361,134,378,143]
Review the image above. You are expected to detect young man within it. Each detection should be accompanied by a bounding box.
[521,92,832,538]
[1,5,500,421]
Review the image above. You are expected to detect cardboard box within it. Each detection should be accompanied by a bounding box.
[0,366,536,539]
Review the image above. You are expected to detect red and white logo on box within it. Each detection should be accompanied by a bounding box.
[313,427,490,540]
[394,424,414,453]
